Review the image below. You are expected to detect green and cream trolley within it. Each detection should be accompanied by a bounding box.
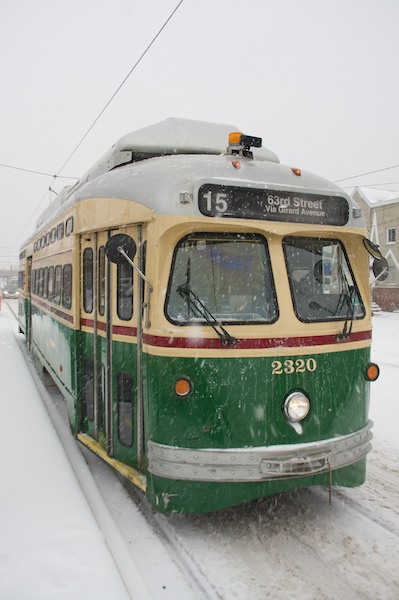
[18,118,380,513]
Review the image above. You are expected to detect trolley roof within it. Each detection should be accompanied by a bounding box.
[76,117,280,185]
[32,118,363,234]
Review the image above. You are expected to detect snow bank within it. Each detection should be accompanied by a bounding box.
[0,305,131,600]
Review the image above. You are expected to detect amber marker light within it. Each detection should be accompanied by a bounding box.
[228,131,243,145]
[174,377,192,397]
[365,363,380,381]
[291,167,302,176]
[231,160,241,169]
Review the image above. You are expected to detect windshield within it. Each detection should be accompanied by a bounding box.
[166,233,278,324]
[283,236,365,322]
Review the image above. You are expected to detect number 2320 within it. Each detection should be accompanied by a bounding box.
[272,358,317,375]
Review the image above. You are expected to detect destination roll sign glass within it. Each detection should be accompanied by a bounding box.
[198,184,350,226]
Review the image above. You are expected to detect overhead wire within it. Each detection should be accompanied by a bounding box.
[340,181,399,190]
[16,0,185,246]
[55,0,185,177]
[334,164,399,184]
[0,162,77,179]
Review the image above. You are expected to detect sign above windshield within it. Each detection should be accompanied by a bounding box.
[198,184,350,226]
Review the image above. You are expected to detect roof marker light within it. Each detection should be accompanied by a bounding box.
[291,167,302,176]
[226,132,262,159]
[231,160,241,169]
[228,131,243,145]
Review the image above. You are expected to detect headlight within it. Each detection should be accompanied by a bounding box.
[283,391,310,422]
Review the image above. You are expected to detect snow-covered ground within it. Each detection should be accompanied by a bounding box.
[0,300,398,599]
[0,302,141,600]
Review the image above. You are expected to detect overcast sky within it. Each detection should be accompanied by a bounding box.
[1,0,398,269]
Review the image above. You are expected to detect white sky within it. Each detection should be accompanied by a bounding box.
[1,0,399,268]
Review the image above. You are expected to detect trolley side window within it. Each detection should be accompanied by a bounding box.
[83,248,93,313]
[48,266,54,302]
[84,358,94,422]
[166,233,278,325]
[54,265,62,304]
[98,245,105,316]
[283,237,365,322]
[38,268,44,297]
[62,264,72,309]
[117,372,134,447]
[43,267,48,299]
[117,261,133,321]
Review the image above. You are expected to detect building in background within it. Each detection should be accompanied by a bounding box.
[351,187,399,311]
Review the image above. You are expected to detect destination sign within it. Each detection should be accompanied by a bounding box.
[198,184,350,226]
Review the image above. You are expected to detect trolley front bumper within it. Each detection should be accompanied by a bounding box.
[147,421,373,482]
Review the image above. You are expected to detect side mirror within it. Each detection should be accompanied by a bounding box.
[372,256,389,282]
[105,234,136,264]
[363,238,383,260]
[363,237,389,283]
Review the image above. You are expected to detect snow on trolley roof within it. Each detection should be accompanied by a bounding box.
[34,118,280,230]
[77,117,280,185]
[33,118,359,233]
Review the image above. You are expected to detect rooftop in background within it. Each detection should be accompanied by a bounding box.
[353,186,399,208]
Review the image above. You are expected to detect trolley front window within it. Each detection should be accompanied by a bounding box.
[284,237,365,322]
[166,233,277,324]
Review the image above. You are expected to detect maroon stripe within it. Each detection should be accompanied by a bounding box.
[80,318,106,332]
[142,330,371,349]
[113,324,137,336]
[80,318,137,337]
[78,318,371,350]
[33,297,74,324]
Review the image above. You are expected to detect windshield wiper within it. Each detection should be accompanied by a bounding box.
[177,284,238,346]
[336,285,355,340]
[333,263,357,340]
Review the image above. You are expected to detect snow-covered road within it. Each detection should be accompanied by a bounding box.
[1,301,398,599]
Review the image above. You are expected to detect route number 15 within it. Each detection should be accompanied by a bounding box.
[203,191,228,213]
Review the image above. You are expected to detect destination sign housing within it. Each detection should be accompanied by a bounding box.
[198,184,350,226]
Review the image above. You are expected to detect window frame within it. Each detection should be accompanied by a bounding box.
[98,245,105,316]
[65,217,74,236]
[84,358,94,422]
[165,232,278,326]
[57,222,64,240]
[117,372,134,447]
[283,235,365,324]
[386,227,396,245]
[54,265,62,305]
[48,265,54,301]
[83,247,94,314]
[62,263,72,309]
[117,261,133,321]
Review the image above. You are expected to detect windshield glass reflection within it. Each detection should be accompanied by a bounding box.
[166,233,278,324]
[284,236,365,322]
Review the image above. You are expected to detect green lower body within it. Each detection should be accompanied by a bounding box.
[144,346,372,513]
[25,302,372,515]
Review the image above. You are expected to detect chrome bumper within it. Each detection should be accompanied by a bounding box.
[147,421,373,482]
